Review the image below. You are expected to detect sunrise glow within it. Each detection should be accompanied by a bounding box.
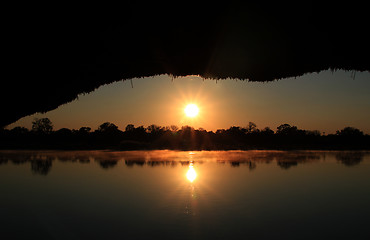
[184,104,199,118]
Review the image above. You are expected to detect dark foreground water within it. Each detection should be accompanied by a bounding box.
[0,150,369,239]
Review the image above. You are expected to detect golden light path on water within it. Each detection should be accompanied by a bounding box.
[186,151,197,182]
[186,163,197,182]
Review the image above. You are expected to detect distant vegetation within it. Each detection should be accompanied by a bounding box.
[1,118,369,150]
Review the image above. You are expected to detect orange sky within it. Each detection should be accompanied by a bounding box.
[8,70,370,134]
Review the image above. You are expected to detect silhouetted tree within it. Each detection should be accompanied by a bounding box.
[128,125,147,142]
[32,118,53,134]
[125,124,135,132]
[261,127,274,135]
[227,126,244,134]
[55,128,73,135]
[277,124,295,135]
[306,130,321,136]
[246,122,258,133]
[336,127,363,137]
[216,129,226,134]
[147,124,162,134]
[98,122,119,133]
[10,126,29,135]
[79,127,91,133]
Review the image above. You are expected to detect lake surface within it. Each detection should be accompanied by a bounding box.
[1,150,369,239]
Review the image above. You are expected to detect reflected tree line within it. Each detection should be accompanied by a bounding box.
[0,150,367,175]
[1,118,369,150]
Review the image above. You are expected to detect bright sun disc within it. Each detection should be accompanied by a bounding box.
[184,104,199,117]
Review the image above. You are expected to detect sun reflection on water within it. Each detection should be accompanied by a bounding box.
[186,163,197,182]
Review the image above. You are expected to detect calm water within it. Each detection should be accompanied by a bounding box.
[1,150,369,239]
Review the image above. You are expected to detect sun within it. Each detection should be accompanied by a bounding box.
[184,104,199,117]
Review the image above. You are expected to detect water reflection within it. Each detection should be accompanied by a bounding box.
[0,150,368,175]
[335,152,365,166]
[186,163,197,182]
[31,159,52,175]
[98,160,118,169]
[1,151,369,240]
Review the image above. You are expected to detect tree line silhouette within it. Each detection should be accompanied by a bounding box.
[1,118,369,150]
